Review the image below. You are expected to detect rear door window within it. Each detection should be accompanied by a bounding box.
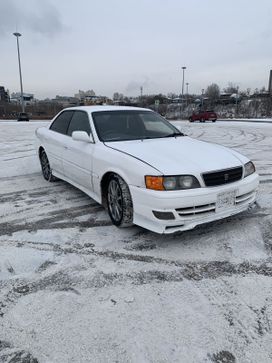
[50,111,74,134]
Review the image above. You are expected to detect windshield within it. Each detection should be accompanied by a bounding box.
[92,110,183,142]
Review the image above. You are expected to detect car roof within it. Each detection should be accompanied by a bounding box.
[63,105,151,114]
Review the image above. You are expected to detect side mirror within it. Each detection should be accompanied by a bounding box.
[72,131,92,143]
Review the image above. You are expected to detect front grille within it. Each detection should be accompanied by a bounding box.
[203,166,243,187]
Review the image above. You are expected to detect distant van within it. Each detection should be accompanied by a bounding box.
[17,112,30,121]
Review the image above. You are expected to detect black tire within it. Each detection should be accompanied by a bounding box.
[107,174,133,227]
[212,119,217,122]
[40,150,57,182]
[189,117,193,122]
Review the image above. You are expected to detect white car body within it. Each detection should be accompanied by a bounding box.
[36,106,259,234]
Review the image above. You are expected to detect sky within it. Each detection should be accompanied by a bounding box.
[1,0,272,99]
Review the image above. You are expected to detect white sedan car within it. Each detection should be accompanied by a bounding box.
[36,106,259,234]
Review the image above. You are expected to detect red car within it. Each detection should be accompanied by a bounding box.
[189,110,217,122]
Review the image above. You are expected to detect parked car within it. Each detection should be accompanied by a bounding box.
[17,112,30,121]
[189,110,217,122]
[36,106,258,234]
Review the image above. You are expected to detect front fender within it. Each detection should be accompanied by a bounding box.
[92,144,159,197]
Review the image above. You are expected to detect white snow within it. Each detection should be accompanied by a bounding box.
[0,120,272,362]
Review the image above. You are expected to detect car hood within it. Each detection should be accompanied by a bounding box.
[105,136,248,175]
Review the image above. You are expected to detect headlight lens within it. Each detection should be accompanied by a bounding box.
[163,177,177,190]
[244,161,255,178]
[145,175,200,190]
[179,175,195,188]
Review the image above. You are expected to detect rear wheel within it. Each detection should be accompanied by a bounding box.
[40,150,57,182]
[107,175,133,227]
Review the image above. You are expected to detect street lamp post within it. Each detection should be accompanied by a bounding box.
[186,82,189,106]
[201,88,205,109]
[181,66,186,110]
[13,32,25,113]
[235,86,239,118]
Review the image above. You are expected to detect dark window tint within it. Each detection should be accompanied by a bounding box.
[50,111,74,134]
[67,111,91,136]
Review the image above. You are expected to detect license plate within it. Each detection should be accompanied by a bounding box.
[216,190,237,211]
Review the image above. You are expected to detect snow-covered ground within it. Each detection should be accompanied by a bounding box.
[219,118,272,123]
[0,120,272,363]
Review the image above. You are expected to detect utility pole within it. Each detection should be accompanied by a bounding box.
[235,86,239,118]
[181,66,186,110]
[13,32,25,113]
[201,89,205,109]
[186,82,189,106]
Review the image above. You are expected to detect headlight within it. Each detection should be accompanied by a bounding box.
[244,161,255,178]
[179,175,196,188]
[163,177,177,190]
[145,175,200,190]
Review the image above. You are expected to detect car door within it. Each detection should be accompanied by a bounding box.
[62,110,95,190]
[46,110,74,175]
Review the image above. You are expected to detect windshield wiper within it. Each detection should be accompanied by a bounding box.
[164,132,184,137]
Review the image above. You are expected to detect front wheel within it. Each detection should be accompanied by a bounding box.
[40,150,57,182]
[107,175,133,227]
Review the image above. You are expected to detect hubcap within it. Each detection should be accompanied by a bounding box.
[108,180,123,222]
[41,153,51,179]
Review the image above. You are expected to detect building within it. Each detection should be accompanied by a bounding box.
[10,92,34,104]
[0,86,9,103]
[52,95,79,107]
[74,89,96,101]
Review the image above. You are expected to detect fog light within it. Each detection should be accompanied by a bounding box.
[153,211,175,220]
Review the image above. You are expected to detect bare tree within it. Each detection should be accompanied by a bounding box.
[205,83,220,106]
[223,83,238,94]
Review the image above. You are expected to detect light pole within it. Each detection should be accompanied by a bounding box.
[181,66,186,108]
[235,86,239,118]
[186,82,189,106]
[13,32,25,113]
[201,88,204,109]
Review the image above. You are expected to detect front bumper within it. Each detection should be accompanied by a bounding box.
[130,173,259,234]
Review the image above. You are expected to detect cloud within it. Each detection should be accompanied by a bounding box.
[0,0,64,38]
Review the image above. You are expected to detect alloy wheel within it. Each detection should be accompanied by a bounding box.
[108,179,123,223]
[40,151,51,180]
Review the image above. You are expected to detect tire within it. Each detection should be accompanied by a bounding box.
[40,150,57,182]
[189,117,193,122]
[212,119,217,122]
[107,174,133,227]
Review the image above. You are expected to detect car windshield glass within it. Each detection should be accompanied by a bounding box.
[92,110,183,142]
